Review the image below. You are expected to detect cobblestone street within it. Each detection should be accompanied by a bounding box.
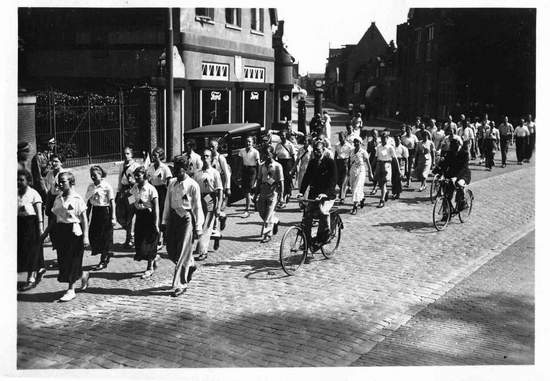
[16,139,535,368]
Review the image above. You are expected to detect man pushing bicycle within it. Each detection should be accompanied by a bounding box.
[296,140,338,252]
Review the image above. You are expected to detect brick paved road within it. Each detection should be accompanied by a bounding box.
[16,145,535,369]
[352,230,534,366]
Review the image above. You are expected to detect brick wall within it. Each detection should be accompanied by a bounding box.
[18,95,37,158]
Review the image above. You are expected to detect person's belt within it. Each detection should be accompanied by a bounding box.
[244,165,256,168]
[379,160,392,163]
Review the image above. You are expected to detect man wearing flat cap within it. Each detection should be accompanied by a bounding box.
[18,142,32,175]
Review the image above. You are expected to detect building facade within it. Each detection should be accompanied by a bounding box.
[395,8,536,121]
[324,22,397,120]
[19,8,282,161]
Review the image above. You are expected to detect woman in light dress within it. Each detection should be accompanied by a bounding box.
[349,138,372,215]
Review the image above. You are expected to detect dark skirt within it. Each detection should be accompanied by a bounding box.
[242,166,257,193]
[55,222,84,284]
[88,205,113,255]
[115,187,133,228]
[134,209,158,261]
[335,159,348,186]
[391,158,403,195]
[17,215,44,273]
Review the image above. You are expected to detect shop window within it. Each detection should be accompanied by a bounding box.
[201,89,230,126]
[251,8,264,33]
[202,63,229,80]
[243,90,265,126]
[225,8,241,27]
[196,8,215,22]
[243,66,265,82]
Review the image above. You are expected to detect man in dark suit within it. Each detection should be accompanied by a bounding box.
[297,140,337,250]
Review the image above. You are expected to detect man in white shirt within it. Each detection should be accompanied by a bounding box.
[497,116,514,167]
[239,136,260,218]
[162,155,203,297]
[275,132,297,207]
[183,139,203,177]
[444,114,458,134]
[514,119,530,164]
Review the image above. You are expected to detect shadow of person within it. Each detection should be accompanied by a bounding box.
[374,220,436,233]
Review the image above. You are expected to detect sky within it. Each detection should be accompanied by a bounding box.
[277,2,410,75]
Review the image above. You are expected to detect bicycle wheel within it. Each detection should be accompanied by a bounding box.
[321,213,342,259]
[433,196,451,231]
[430,174,442,203]
[279,226,307,275]
[458,189,474,223]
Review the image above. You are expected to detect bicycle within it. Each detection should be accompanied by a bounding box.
[432,178,474,231]
[279,199,344,275]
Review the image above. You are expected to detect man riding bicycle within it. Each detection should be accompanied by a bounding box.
[296,140,337,252]
[433,138,471,211]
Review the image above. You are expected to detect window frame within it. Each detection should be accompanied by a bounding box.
[195,8,215,24]
[225,8,242,29]
[426,24,435,62]
[250,8,264,34]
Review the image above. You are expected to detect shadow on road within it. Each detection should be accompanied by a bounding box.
[352,290,534,366]
[373,221,434,233]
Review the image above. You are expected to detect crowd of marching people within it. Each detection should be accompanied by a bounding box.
[16,110,535,301]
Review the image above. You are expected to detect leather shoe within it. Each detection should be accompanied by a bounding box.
[92,262,107,271]
[19,281,36,292]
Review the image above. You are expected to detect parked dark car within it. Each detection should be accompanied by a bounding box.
[184,123,281,204]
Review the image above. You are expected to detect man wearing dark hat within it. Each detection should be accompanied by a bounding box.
[31,137,56,200]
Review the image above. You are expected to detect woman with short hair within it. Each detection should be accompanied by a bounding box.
[349,138,372,214]
[17,169,46,291]
[41,171,90,302]
[117,147,139,248]
[146,147,172,248]
[85,165,116,271]
[130,166,160,278]
[414,131,435,191]
[373,132,397,208]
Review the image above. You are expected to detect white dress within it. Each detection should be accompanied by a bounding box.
[349,148,369,202]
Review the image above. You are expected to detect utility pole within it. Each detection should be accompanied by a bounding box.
[166,7,174,160]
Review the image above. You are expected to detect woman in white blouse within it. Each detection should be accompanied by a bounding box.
[18,169,46,291]
[349,138,372,214]
[130,166,160,278]
[41,172,90,302]
[414,131,435,191]
[146,147,172,248]
[85,165,116,271]
[373,132,398,208]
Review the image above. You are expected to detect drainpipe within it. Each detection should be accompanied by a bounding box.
[166,7,174,160]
